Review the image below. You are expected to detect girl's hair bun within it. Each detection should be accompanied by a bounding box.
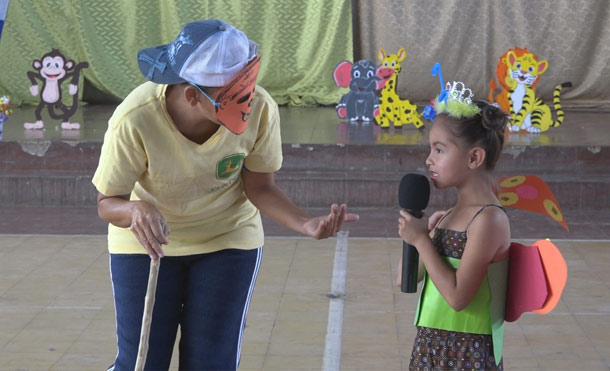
[449,100,509,170]
[475,100,509,135]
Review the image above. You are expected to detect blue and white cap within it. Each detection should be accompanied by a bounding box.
[137,19,257,87]
[0,0,10,41]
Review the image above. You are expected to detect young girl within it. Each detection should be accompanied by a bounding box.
[398,94,510,370]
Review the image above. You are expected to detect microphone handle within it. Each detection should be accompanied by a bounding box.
[400,208,423,293]
[401,241,419,293]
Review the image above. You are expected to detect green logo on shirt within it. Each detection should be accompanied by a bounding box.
[216,154,245,179]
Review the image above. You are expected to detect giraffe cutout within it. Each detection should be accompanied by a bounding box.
[376,48,423,129]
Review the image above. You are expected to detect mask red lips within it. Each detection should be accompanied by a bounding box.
[215,56,261,135]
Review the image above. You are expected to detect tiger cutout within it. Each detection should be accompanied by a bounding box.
[488,48,572,134]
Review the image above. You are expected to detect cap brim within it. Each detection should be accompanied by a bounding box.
[137,45,186,84]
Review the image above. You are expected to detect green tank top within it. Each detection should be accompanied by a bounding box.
[412,204,509,366]
[413,257,508,365]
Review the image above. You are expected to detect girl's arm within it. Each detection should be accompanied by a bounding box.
[398,207,509,311]
[242,169,359,239]
[97,192,170,260]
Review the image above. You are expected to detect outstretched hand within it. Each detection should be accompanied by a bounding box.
[303,203,359,240]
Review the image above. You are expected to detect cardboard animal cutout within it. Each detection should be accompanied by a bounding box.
[24,49,89,130]
[376,48,423,129]
[333,59,381,122]
[488,48,572,134]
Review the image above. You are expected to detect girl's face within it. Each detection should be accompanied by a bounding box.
[425,117,471,189]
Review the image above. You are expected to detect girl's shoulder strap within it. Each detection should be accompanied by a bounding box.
[434,207,454,229]
[465,204,505,232]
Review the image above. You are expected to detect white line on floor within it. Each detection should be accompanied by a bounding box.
[47,306,104,310]
[322,230,349,371]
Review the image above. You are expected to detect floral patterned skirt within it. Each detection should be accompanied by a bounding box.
[409,326,503,370]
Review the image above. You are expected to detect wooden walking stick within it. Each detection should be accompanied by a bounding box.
[135,257,160,371]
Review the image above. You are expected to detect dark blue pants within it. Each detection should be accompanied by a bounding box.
[107,247,262,371]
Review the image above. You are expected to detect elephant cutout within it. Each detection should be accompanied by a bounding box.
[333,59,382,122]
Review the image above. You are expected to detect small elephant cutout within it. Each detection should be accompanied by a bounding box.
[333,59,382,122]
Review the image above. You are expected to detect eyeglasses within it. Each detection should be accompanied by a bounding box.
[189,83,221,107]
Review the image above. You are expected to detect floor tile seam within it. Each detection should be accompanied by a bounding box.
[61,316,107,359]
[562,287,610,319]
[0,304,48,353]
[571,312,609,363]
[0,239,105,354]
[571,312,610,316]
[264,243,298,365]
[42,305,103,349]
[56,241,108,288]
[595,274,610,292]
[344,309,406,315]
[0,245,70,315]
[387,249,401,355]
[266,235,340,240]
[0,239,26,256]
[516,320,543,370]
[14,236,107,298]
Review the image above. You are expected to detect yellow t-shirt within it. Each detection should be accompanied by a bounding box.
[92,82,282,256]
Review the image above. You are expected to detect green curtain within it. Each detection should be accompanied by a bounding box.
[0,0,352,106]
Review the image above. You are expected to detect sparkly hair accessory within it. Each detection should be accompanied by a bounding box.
[434,80,481,119]
[446,81,473,104]
[422,63,481,121]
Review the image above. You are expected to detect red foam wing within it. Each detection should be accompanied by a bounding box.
[532,239,568,315]
[497,175,568,231]
[505,242,548,322]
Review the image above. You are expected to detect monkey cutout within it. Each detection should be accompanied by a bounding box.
[24,49,89,130]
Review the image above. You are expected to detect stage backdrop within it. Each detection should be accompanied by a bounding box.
[354,0,610,109]
[0,0,352,106]
[2,1,609,108]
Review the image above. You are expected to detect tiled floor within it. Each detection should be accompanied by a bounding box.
[1,105,609,369]
[0,234,608,370]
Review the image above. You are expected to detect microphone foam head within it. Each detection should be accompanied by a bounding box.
[398,173,430,210]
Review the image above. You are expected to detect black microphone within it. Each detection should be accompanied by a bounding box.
[398,173,430,293]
